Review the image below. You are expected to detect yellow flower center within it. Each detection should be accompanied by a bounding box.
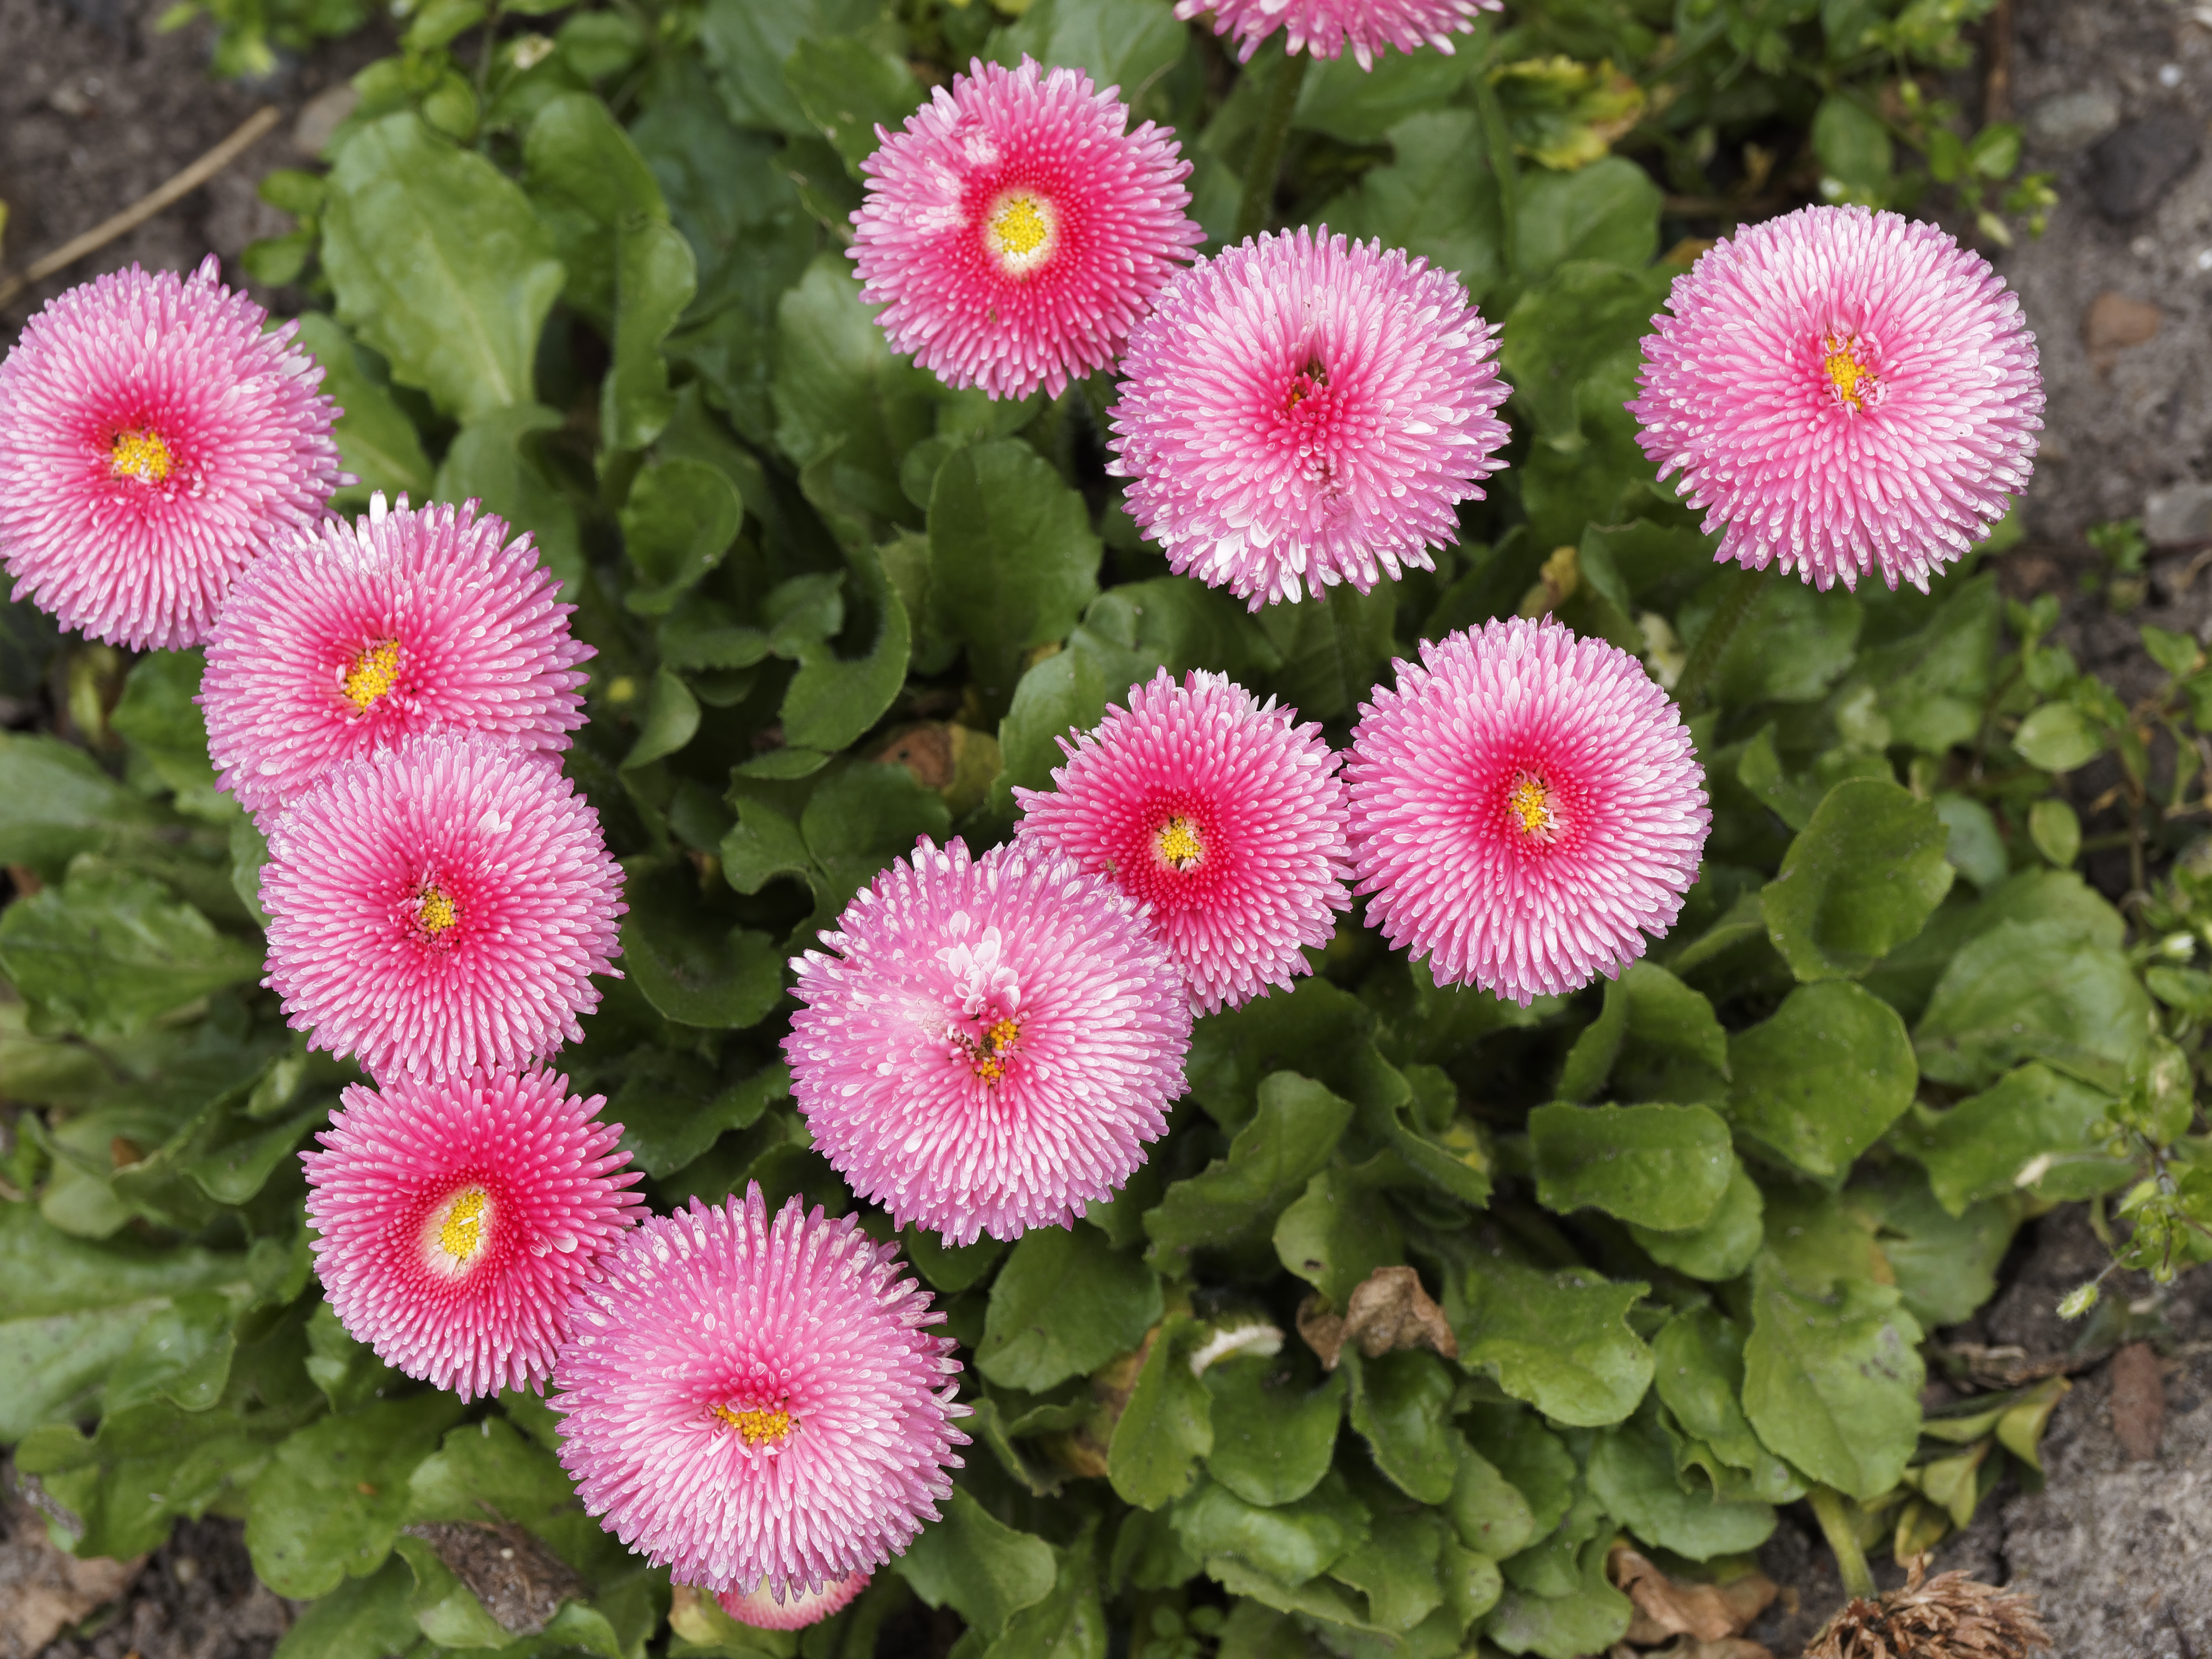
[417,885,460,935]
[1155,815,1204,872]
[973,1015,1021,1084]
[110,428,173,484]
[437,1187,489,1261]
[343,640,402,712]
[1507,773,1560,841]
[1822,336,1877,411]
[985,191,1056,273]
[712,1403,796,1447]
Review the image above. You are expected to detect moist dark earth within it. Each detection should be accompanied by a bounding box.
[6,0,2212,1652]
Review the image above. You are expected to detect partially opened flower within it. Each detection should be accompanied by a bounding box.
[785,838,1190,1244]
[1346,617,1708,1005]
[554,1187,966,1598]
[0,255,346,650]
[302,1068,643,1400]
[713,1573,871,1632]
[260,731,625,1082]
[1015,669,1350,1014]
[850,55,1201,399]
[1176,0,1496,68]
[201,495,591,821]
[1627,204,2043,592]
[1109,227,1510,609]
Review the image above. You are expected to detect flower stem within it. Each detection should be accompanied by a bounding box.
[1670,564,1771,709]
[1233,44,1310,243]
[1807,1485,1878,1601]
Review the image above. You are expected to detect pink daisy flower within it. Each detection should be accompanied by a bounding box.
[1108,227,1511,610]
[1345,617,1708,1006]
[553,1187,966,1598]
[1176,0,1497,68]
[1627,204,2044,593]
[712,1573,870,1631]
[260,731,625,1083]
[849,55,1201,400]
[201,494,591,822]
[784,838,1190,1245]
[301,1068,643,1401]
[1014,669,1351,1015]
[0,254,346,650]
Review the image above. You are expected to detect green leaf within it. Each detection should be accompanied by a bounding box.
[1627,1161,1764,1281]
[1202,1355,1344,1508]
[1586,1406,1776,1560]
[1899,1061,2132,1214]
[0,864,263,1037]
[1483,1533,1632,1659]
[620,458,742,616]
[977,1225,1162,1393]
[1914,919,2154,1094]
[1741,1262,1924,1500]
[1934,792,2007,891]
[291,315,436,509]
[404,1414,635,1581]
[1514,159,1662,282]
[1109,1316,1214,1510]
[2013,702,2103,772]
[1170,1469,1370,1585]
[1727,981,1918,1180]
[895,1487,1057,1638]
[1447,1432,1538,1560]
[991,0,1188,98]
[1273,1161,1405,1307]
[2029,797,2082,867]
[522,90,668,324]
[1329,1509,1447,1633]
[245,1394,470,1598]
[1856,1164,2019,1330]
[272,1556,420,1659]
[696,0,881,134]
[620,861,783,1030]
[1812,94,1893,195]
[1323,111,1503,304]
[432,404,585,592]
[1761,778,1955,981]
[927,440,1103,708]
[0,731,169,881]
[1452,1257,1653,1427]
[602,216,699,452]
[1529,1102,1733,1231]
[621,666,702,769]
[983,1530,1109,1659]
[1651,1310,1803,1500]
[323,112,565,420]
[782,35,922,170]
[1255,583,1397,724]
[1347,1348,1457,1504]
[1501,260,1669,449]
[1144,1072,1353,1268]
[1713,579,1863,707]
[779,546,914,754]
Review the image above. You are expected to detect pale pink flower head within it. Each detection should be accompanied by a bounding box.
[553,1187,966,1598]
[0,255,346,650]
[1346,617,1709,1006]
[300,1068,643,1401]
[1627,204,2044,593]
[1175,0,1497,68]
[849,55,1201,400]
[1109,227,1511,610]
[713,1573,870,1631]
[201,494,591,821]
[260,731,625,1083]
[1014,669,1351,1015]
[785,838,1190,1245]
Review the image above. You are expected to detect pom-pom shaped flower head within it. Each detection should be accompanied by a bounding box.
[201,495,591,822]
[0,255,346,650]
[1346,617,1709,1006]
[1627,204,2043,593]
[712,1574,871,1632]
[554,1187,966,1598]
[785,838,1191,1244]
[1015,669,1351,1015]
[1175,0,1497,69]
[261,731,625,1082]
[850,55,1201,400]
[1109,227,1510,609]
[301,1068,643,1400]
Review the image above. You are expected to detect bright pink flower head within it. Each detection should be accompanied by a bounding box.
[785,838,1190,1245]
[0,255,346,650]
[1109,227,1510,610]
[850,55,1201,400]
[713,1573,870,1631]
[260,731,625,1083]
[1627,204,2043,593]
[553,1187,966,1598]
[301,1068,643,1401]
[201,495,591,821]
[1014,669,1351,1015]
[1175,0,1497,68]
[1346,617,1709,1006]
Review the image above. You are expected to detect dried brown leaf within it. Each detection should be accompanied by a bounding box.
[401,1520,585,1636]
[1805,1557,2049,1659]
[0,1480,143,1659]
[1610,1542,1777,1644]
[2107,1342,2165,1462]
[1296,1266,1458,1371]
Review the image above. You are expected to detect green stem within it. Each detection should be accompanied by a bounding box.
[1671,565,1771,709]
[1807,1486,1877,1601]
[1233,45,1310,243]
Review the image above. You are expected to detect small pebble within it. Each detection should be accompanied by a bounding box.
[2161,62,2186,87]
[172,1556,200,1585]
[2197,249,2212,271]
